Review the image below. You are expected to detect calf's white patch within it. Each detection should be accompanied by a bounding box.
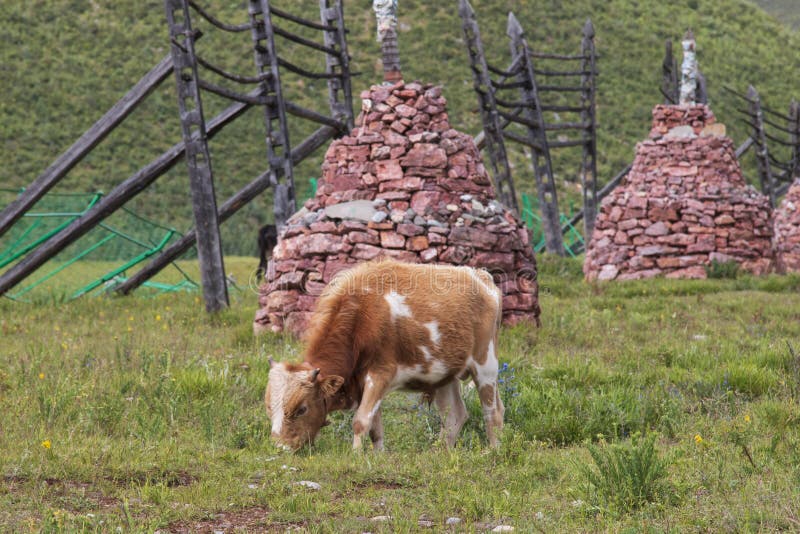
[385,291,412,321]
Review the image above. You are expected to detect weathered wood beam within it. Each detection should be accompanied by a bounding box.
[115,125,336,295]
[508,11,562,255]
[249,0,296,230]
[284,100,347,130]
[0,54,173,240]
[748,85,776,207]
[0,93,253,298]
[320,1,355,132]
[661,40,679,105]
[580,18,599,238]
[165,0,228,312]
[459,0,518,213]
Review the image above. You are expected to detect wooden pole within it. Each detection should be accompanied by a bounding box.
[320,0,354,131]
[458,0,518,214]
[114,125,337,295]
[0,55,173,240]
[165,0,228,312]
[661,40,678,104]
[507,12,562,255]
[0,92,252,298]
[748,85,776,207]
[580,19,599,240]
[248,0,296,231]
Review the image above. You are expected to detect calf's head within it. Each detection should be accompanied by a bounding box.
[265,360,344,450]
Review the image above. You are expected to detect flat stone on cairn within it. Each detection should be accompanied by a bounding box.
[254,81,540,335]
[774,178,800,273]
[584,104,774,281]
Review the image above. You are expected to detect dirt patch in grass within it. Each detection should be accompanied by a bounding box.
[167,507,308,533]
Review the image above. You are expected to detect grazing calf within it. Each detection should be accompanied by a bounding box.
[256,224,278,280]
[265,260,504,451]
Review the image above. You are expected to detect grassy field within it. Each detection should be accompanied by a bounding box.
[2,256,800,532]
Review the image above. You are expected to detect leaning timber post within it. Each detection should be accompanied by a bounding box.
[679,30,697,105]
[248,0,295,230]
[0,55,173,241]
[320,0,354,131]
[661,40,679,104]
[790,100,800,180]
[458,0,518,214]
[580,19,599,240]
[373,0,402,83]
[507,12,562,254]
[748,85,776,207]
[164,0,228,311]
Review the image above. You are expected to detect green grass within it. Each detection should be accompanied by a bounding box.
[3,0,800,256]
[2,256,800,531]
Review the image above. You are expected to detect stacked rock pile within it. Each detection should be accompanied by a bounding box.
[774,179,800,273]
[584,104,774,281]
[254,81,540,335]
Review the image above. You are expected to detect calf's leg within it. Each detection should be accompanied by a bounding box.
[352,372,388,451]
[433,380,467,448]
[369,407,385,451]
[472,339,503,447]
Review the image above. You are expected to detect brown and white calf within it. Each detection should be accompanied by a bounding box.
[265,260,504,451]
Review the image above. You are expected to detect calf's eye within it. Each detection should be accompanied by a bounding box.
[295,406,308,417]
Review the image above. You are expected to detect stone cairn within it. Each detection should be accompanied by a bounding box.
[254,81,540,335]
[774,178,800,273]
[584,104,774,281]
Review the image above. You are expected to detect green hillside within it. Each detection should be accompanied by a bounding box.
[2,0,800,256]
[754,0,800,29]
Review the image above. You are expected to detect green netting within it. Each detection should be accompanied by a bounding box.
[521,192,585,257]
[0,188,197,303]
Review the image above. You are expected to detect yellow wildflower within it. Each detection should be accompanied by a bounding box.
[155,314,161,321]
[38,372,44,380]
[41,440,51,449]
[694,434,703,445]
[744,414,751,423]
[127,326,133,332]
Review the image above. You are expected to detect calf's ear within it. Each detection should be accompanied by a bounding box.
[320,375,345,397]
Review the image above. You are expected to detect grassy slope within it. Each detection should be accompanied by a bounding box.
[2,0,800,256]
[754,0,800,29]
[1,257,800,530]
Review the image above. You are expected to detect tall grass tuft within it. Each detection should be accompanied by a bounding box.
[581,433,670,514]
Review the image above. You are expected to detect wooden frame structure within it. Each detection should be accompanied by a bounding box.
[459,0,599,255]
[727,85,800,205]
[0,1,354,311]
